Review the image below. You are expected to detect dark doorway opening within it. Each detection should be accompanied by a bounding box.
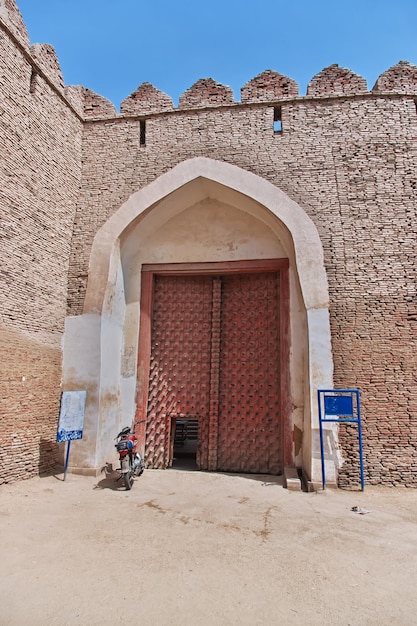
[171,418,199,471]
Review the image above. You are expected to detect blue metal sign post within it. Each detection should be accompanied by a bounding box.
[317,389,364,491]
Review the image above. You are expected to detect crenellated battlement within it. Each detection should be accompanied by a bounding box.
[306,64,368,97]
[42,59,417,122]
[113,59,417,115]
[120,82,174,116]
[241,70,299,102]
[1,0,417,122]
[178,78,235,109]
[372,59,417,93]
[79,60,417,124]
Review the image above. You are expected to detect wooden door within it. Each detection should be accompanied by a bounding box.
[217,273,281,474]
[145,275,212,469]
[143,267,284,474]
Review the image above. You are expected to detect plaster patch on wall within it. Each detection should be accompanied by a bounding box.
[121,345,136,378]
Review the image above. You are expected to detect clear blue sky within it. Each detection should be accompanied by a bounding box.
[16,0,417,109]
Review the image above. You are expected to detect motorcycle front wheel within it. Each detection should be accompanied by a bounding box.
[124,470,133,490]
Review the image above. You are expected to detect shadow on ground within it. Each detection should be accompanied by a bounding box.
[95,466,285,491]
[94,471,136,491]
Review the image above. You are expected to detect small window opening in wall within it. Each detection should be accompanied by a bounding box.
[29,69,38,94]
[140,120,146,146]
[274,106,282,133]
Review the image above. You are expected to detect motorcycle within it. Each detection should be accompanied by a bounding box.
[115,425,145,490]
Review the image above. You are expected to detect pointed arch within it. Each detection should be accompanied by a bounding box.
[66,158,334,486]
[84,157,329,315]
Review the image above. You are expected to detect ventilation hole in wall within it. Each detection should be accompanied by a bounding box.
[140,120,146,146]
[273,106,282,133]
[29,69,38,94]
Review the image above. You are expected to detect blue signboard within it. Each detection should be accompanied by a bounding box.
[57,390,86,442]
[323,394,353,417]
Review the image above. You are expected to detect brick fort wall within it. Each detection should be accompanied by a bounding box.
[1,0,416,485]
[0,2,82,481]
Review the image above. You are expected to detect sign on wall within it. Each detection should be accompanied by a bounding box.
[56,390,86,442]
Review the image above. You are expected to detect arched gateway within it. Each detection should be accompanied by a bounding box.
[63,158,335,487]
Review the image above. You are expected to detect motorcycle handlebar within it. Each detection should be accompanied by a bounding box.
[115,420,146,440]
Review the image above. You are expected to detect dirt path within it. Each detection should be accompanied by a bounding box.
[0,469,416,625]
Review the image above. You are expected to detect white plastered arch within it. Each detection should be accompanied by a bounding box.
[64,157,335,486]
[84,157,329,315]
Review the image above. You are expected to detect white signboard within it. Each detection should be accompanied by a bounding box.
[57,391,86,442]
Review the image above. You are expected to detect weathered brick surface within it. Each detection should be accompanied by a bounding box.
[0,8,82,482]
[0,31,82,338]
[0,327,63,483]
[64,84,85,118]
[29,43,64,91]
[0,0,29,48]
[1,0,417,486]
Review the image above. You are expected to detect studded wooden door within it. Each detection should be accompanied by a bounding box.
[217,273,281,474]
[145,275,213,469]
[144,270,282,474]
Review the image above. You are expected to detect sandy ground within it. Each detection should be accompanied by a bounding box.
[0,465,417,626]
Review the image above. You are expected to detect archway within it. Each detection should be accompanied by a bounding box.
[63,158,334,486]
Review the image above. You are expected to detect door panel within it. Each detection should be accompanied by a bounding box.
[145,275,212,468]
[217,273,281,473]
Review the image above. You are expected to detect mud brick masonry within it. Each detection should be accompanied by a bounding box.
[1,0,417,487]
